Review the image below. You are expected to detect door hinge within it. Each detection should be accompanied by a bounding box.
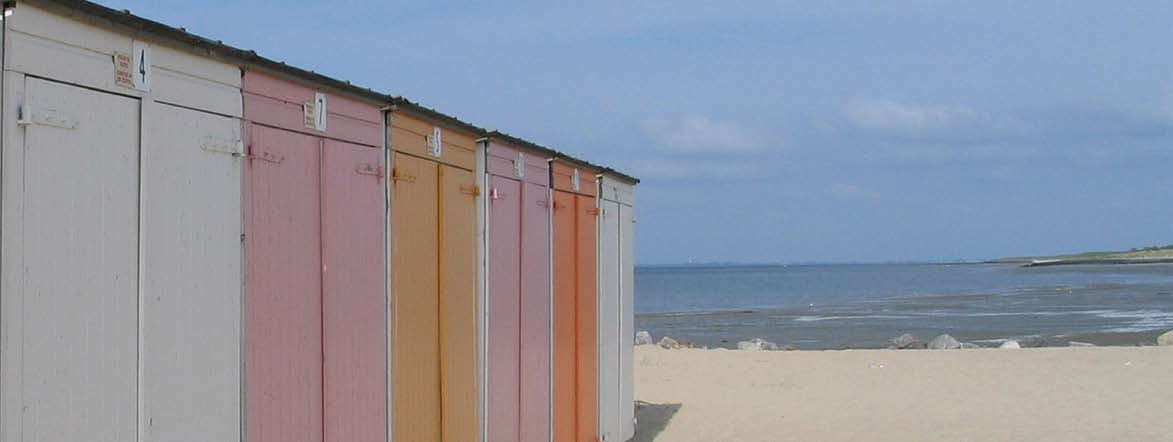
[201,137,244,156]
[356,163,385,182]
[16,104,78,130]
[247,150,284,164]
[391,168,415,183]
[587,208,601,216]
[462,185,482,197]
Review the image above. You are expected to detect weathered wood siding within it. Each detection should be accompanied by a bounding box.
[551,162,600,442]
[244,70,385,442]
[389,111,480,442]
[2,5,246,442]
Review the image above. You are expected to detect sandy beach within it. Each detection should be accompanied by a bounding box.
[633,346,1173,442]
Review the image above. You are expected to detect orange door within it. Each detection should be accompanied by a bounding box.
[440,164,479,442]
[575,193,599,442]
[391,153,441,442]
[553,189,599,442]
[553,190,577,442]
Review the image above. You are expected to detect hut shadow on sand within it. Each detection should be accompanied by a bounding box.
[631,401,683,442]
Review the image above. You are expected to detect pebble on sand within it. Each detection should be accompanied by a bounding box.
[635,331,654,346]
[889,333,927,350]
[658,336,681,349]
[1157,330,1173,347]
[928,334,961,350]
[737,338,779,351]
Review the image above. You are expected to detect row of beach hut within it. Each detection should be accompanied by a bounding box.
[0,1,636,442]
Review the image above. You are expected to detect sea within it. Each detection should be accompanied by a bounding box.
[635,263,1173,349]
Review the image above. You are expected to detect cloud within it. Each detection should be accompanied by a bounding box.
[643,115,763,154]
[844,98,972,131]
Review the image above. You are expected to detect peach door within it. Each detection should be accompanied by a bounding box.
[552,190,577,442]
[440,164,480,442]
[245,124,324,442]
[520,181,552,442]
[575,193,600,442]
[553,190,600,442]
[391,153,441,442]
[322,140,386,442]
[488,175,522,442]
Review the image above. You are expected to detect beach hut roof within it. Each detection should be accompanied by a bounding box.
[26,0,637,182]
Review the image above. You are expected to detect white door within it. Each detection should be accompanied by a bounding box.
[597,198,622,441]
[619,203,636,441]
[140,101,242,441]
[19,77,140,442]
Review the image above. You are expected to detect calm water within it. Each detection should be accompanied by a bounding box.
[635,263,1173,349]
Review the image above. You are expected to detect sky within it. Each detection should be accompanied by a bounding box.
[99,0,1173,264]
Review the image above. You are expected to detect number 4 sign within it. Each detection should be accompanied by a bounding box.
[131,41,152,92]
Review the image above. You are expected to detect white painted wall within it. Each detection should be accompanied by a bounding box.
[599,175,636,442]
[2,4,245,441]
[598,197,622,441]
[16,75,141,442]
[140,101,242,442]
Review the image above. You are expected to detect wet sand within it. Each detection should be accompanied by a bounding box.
[633,346,1173,441]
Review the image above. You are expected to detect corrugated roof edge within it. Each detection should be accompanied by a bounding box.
[25,0,399,106]
[386,97,487,138]
[28,0,637,184]
[487,131,639,184]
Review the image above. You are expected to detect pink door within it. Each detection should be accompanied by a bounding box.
[245,124,323,442]
[520,180,552,442]
[488,174,522,442]
[322,140,386,442]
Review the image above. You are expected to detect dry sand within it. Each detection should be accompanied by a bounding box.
[633,346,1173,442]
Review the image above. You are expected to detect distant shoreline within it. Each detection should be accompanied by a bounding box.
[989,245,1173,267]
[1015,257,1173,267]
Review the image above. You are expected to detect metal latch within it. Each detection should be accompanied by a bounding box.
[16,104,78,130]
[587,208,601,216]
[356,163,384,182]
